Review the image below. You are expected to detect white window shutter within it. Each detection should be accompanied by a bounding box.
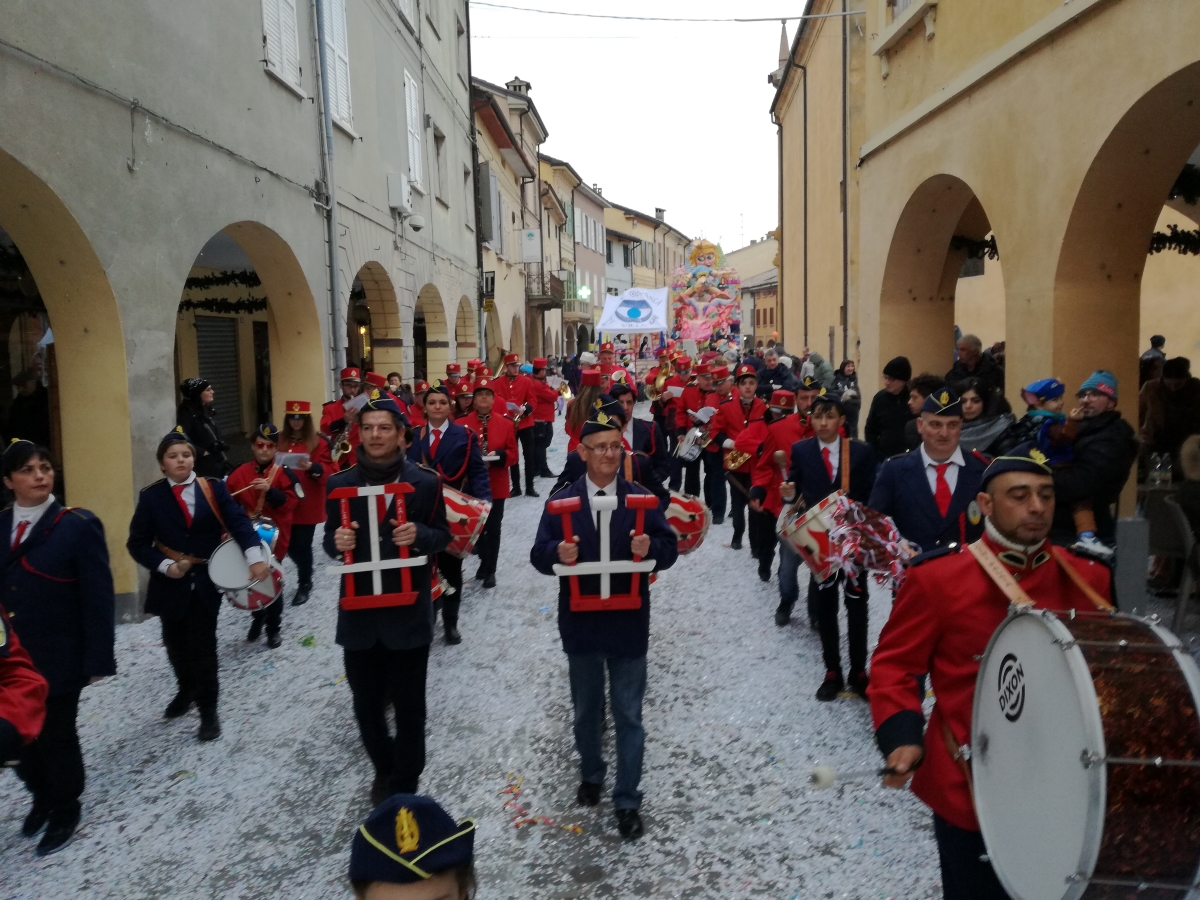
[396,0,414,24]
[404,71,423,187]
[490,172,501,249]
[280,0,301,88]
[325,0,352,125]
[262,0,283,73]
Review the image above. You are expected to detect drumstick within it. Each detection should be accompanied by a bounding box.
[809,765,900,789]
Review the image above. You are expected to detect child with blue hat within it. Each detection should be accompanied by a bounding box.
[350,794,476,899]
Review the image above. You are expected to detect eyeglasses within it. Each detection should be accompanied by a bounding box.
[581,442,623,455]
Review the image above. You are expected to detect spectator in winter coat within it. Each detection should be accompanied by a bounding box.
[1049,370,1138,546]
[958,377,1015,455]
[945,333,1005,399]
[864,356,914,461]
[805,352,835,390]
[1139,356,1200,466]
[755,347,799,400]
[176,378,230,478]
[829,360,862,438]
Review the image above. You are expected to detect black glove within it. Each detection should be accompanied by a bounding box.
[748,485,767,504]
[489,455,508,468]
[0,718,20,764]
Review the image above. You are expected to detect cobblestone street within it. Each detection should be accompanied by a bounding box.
[4,418,942,898]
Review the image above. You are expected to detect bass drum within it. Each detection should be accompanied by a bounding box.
[972,608,1200,900]
[665,491,710,554]
[443,486,491,560]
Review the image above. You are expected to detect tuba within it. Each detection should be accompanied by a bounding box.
[645,363,670,402]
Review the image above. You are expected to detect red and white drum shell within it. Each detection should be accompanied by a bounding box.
[973,608,1200,900]
[777,491,843,583]
[666,491,710,555]
[223,557,284,611]
[443,486,491,560]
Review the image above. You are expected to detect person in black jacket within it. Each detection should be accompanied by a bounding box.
[2,439,115,856]
[127,428,268,743]
[864,356,914,461]
[755,347,799,400]
[325,392,451,806]
[829,360,862,437]
[944,334,1005,399]
[1049,370,1138,548]
[176,378,230,478]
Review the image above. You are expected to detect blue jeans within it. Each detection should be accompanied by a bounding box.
[778,538,801,607]
[567,653,647,810]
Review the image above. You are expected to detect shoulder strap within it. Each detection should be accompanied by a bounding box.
[840,435,850,493]
[1049,546,1115,611]
[194,477,229,535]
[968,540,1034,607]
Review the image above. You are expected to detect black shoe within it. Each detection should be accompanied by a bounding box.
[163,692,193,719]
[246,619,263,643]
[22,802,50,838]
[198,709,221,742]
[511,487,523,497]
[816,670,845,702]
[615,808,644,839]
[445,626,462,645]
[774,605,792,627]
[36,807,81,857]
[291,584,310,606]
[526,487,540,498]
[483,574,496,589]
[370,773,391,807]
[730,538,743,550]
[539,470,557,478]
[712,515,724,525]
[758,564,772,583]
[266,632,282,649]
[576,781,602,807]
[847,670,869,701]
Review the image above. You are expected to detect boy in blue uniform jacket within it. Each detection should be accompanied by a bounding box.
[2,439,116,855]
[782,393,876,702]
[327,392,451,806]
[530,396,678,841]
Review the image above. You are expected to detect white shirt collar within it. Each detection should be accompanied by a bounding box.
[13,495,55,521]
[430,419,451,435]
[167,471,198,488]
[818,436,839,449]
[919,443,965,468]
[585,475,617,499]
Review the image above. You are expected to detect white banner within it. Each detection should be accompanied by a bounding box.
[520,228,541,263]
[596,287,669,333]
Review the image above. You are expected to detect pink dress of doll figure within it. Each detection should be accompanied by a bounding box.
[671,240,741,341]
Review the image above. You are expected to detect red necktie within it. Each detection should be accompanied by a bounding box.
[622,432,632,451]
[429,428,441,459]
[822,446,835,482]
[377,494,392,529]
[172,483,193,526]
[11,520,29,550]
[934,463,952,517]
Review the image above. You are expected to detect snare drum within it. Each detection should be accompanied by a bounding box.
[665,491,710,554]
[442,486,491,559]
[224,557,284,611]
[973,609,1200,900]
[208,539,256,591]
[675,426,703,462]
[776,492,842,582]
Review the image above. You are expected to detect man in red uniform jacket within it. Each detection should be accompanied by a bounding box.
[0,607,48,766]
[321,367,362,471]
[492,352,537,497]
[530,357,559,479]
[663,354,692,491]
[712,364,768,553]
[225,423,300,648]
[675,362,714,500]
[458,377,519,588]
[598,341,635,390]
[869,444,1113,900]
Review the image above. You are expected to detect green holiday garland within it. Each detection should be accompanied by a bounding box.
[179,296,268,313]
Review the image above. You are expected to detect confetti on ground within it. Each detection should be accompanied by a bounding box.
[299,634,317,647]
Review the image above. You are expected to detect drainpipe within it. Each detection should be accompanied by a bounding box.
[465,1,485,363]
[841,0,849,362]
[313,0,344,383]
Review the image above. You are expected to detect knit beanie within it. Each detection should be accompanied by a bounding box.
[882,356,912,383]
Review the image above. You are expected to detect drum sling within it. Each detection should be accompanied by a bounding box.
[155,477,230,565]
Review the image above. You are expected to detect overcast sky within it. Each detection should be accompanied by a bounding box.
[469,0,795,253]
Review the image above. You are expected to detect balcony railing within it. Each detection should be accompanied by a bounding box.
[525,264,564,308]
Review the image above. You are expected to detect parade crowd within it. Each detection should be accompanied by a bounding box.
[0,331,1154,899]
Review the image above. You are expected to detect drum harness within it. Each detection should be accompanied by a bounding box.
[154,477,227,568]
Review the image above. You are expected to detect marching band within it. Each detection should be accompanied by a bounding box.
[4,346,1176,900]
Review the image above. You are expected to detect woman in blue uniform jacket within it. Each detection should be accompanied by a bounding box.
[407,385,490,644]
[1,439,115,856]
[127,428,266,743]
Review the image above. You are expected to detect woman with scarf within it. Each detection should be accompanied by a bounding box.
[176,378,230,477]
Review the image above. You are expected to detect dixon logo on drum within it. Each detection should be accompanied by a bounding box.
[997,653,1025,722]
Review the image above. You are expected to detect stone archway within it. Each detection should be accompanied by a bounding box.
[0,146,137,599]
[415,283,449,382]
[1054,61,1200,401]
[353,260,402,376]
[510,314,525,359]
[565,324,576,356]
[484,306,503,369]
[544,327,552,361]
[877,175,1004,382]
[455,295,477,361]
[577,324,590,352]
[555,331,561,358]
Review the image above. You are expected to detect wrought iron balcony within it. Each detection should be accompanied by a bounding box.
[525,264,564,308]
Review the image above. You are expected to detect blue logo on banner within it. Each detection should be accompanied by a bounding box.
[616,297,653,323]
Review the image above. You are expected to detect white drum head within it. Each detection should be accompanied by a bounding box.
[207,539,251,590]
[972,611,1106,900]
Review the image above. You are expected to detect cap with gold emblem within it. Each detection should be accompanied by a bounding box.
[254,423,280,443]
[445,363,462,376]
[981,441,1052,488]
[580,368,602,387]
[921,388,964,417]
[157,425,192,456]
[339,367,362,383]
[349,794,476,885]
[466,359,481,372]
[710,365,730,382]
[503,353,521,366]
[693,363,712,377]
[473,377,494,395]
[532,357,548,370]
[581,394,622,438]
[599,341,616,353]
[413,381,431,395]
[364,371,388,391]
[477,365,493,378]
[364,388,409,421]
[734,364,758,382]
[672,354,692,371]
[810,387,845,414]
[284,400,311,416]
[769,389,796,410]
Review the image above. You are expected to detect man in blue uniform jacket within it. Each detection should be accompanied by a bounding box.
[782,392,875,701]
[326,390,450,806]
[2,439,115,856]
[531,396,678,841]
[867,387,988,555]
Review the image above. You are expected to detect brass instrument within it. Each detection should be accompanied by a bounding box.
[724,448,752,470]
[558,381,573,401]
[645,363,670,402]
[331,431,353,462]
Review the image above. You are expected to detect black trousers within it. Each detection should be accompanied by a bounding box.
[250,594,283,634]
[161,598,220,710]
[475,498,505,578]
[535,421,554,475]
[16,688,84,816]
[511,427,537,492]
[934,814,1011,900]
[750,507,775,564]
[682,456,701,496]
[813,572,868,675]
[438,551,464,631]
[703,452,726,519]
[343,643,430,795]
[287,522,316,587]
[667,430,682,491]
[727,471,749,542]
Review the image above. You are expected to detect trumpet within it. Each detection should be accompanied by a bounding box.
[331,431,353,462]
